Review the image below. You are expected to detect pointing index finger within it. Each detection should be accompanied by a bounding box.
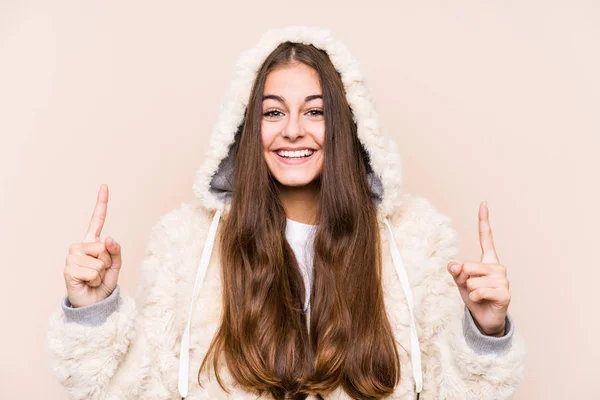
[83,184,109,243]
[479,200,499,264]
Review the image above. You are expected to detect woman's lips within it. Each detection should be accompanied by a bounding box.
[274,151,316,165]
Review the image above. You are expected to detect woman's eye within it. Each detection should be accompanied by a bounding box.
[263,109,323,118]
[263,110,283,118]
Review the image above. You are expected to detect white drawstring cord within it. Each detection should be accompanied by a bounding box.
[384,217,423,398]
[178,209,222,399]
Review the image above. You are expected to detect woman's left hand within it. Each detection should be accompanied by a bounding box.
[446,201,510,336]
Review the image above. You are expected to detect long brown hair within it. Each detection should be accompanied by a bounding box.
[198,41,401,399]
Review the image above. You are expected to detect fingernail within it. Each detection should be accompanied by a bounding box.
[448,261,460,273]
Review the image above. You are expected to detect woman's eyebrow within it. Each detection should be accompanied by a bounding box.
[262,94,323,103]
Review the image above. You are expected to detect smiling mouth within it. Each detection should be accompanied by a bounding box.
[275,149,315,158]
[274,150,316,163]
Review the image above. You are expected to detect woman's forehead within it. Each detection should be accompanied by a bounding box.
[264,64,322,99]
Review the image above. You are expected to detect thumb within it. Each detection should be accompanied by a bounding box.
[103,236,122,290]
[447,260,467,288]
[105,236,122,266]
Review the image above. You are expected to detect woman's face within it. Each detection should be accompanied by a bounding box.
[261,62,325,188]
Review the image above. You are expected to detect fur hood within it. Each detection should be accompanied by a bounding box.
[47,25,527,400]
[192,25,400,217]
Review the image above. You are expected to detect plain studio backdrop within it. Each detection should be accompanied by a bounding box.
[1,1,597,398]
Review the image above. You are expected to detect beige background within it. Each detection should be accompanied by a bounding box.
[1,0,598,398]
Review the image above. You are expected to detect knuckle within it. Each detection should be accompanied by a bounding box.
[64,265,78,281]
[93,243,106,257]
[67,254,79,266]
[90,269,99,280]
[466,278,476,291]
[87,260,99,272]
[79,242,91,255]
[491,265,504,276]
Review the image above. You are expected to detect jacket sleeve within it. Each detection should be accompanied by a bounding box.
[420,201,528,399]
[46,286,137,399]
[60,283,123,326]
[462,304,515,356]
[46,202,204,400]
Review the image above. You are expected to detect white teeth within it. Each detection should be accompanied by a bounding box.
[276,149,314,158]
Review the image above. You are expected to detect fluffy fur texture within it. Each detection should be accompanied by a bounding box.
[46,25,527,399]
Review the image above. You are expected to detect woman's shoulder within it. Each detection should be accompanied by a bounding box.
[136,200,215,297]
[386,192,459,261]
[144,199,214,254]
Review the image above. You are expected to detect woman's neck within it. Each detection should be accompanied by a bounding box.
[277,180,319,225]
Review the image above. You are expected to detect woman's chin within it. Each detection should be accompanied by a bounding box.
[274,175,320,189]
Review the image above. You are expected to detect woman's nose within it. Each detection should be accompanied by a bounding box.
[282,114,303,139]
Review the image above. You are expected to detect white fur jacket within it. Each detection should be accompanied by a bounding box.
[46,26,527,400]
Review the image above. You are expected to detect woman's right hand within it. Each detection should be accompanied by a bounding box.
[64,184,123,308]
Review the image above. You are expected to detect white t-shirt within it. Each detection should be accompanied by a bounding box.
[285,217,317,312]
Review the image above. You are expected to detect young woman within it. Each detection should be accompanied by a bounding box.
[48,26,527,399]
